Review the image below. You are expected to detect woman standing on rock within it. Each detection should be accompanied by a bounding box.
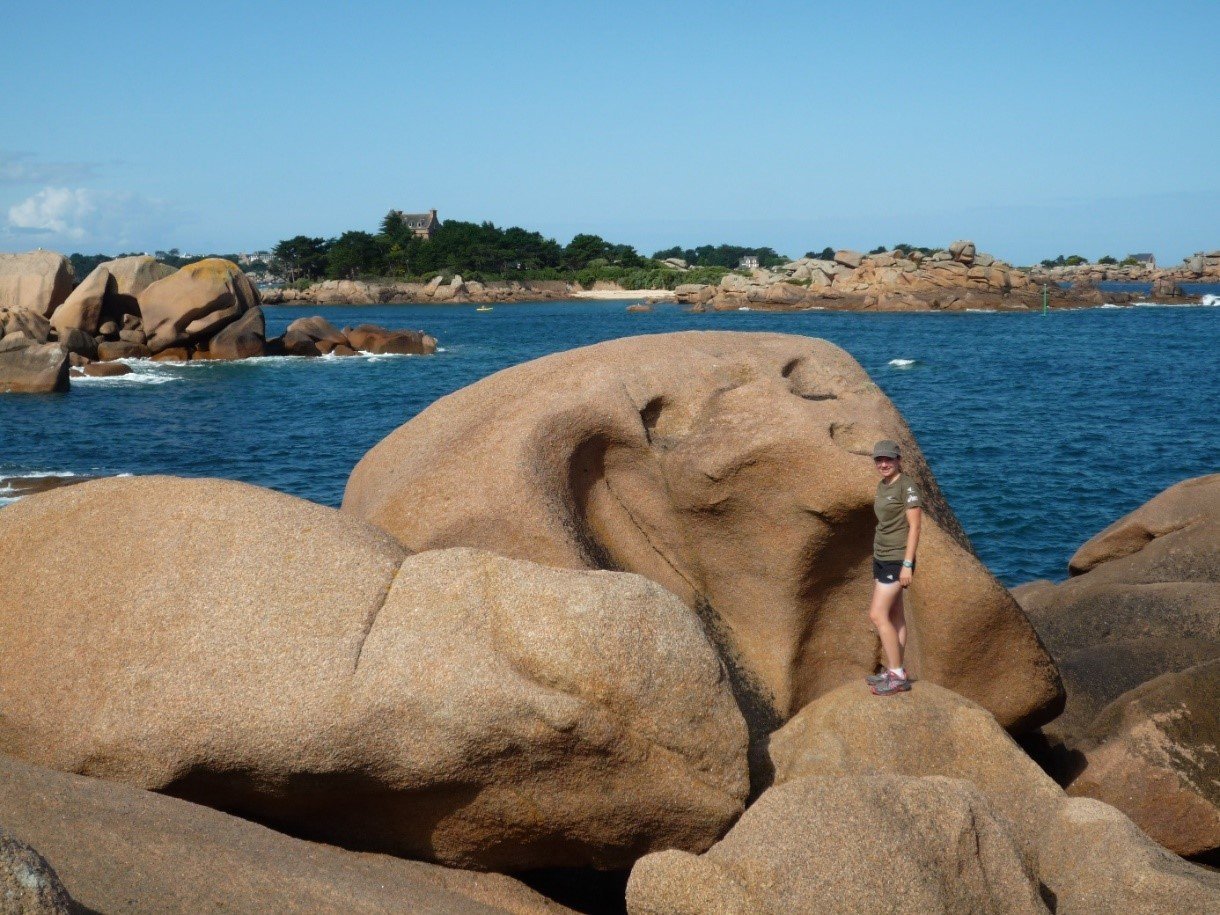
[866,440,922,696]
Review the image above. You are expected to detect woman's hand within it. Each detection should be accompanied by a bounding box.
[899,566,913,588]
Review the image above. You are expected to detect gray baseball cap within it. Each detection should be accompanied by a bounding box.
[872,440,901,459]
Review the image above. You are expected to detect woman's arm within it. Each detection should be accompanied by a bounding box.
[900,507,921,588]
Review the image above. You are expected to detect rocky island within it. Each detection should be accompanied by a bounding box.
[0,332,1216,913]
[674,240,1166,312]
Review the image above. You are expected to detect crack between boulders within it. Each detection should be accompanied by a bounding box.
[352,563,402,674]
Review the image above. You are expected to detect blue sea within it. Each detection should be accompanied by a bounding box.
[2,299,1217,586]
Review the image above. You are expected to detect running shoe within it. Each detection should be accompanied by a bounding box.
[870,671,912,696]
[865,669,889,685]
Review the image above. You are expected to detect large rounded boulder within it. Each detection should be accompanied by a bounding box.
[0,754,567,915]
[1015,474,1220,741]
[136,258,258,352]
[1068,659,1220,858]
[100,254,177,296]
[0,339,69,393]
[0,476,747,870]
[49,264,115,336]
[343,331,1063,733]
[626,776,1048,915]
[759,681,1220,911]
[764,682,1064,849]
[0,250,74,317]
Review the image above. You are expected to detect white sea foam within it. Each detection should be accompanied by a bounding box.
[1099,303,1123,309]
[73,369,179,386]
[1128,299,1220,309]
[0,469,80,479]
[888,358,917,368]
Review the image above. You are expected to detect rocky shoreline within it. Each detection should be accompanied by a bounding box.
[673,240,1191,313]
[2,241,1212,394]
[1030,249,1220,290]
[261,239,1215,313]
[0,252,436,393]
[1,332,1218,912]
[261,276,580,305]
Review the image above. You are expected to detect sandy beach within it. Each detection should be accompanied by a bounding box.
[572,288,676,300]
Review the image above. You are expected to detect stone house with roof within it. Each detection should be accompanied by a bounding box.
[391,209,441,240]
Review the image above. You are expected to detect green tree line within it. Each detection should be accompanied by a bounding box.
[270,213,798,287]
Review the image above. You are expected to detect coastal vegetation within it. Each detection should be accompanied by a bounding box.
[267,213,784,290]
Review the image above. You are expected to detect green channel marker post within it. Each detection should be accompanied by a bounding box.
[1042,283,1049,315]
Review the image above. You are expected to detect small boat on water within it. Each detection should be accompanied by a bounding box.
[475,305,494,312]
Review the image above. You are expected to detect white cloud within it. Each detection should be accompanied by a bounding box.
[4,186,180,250]
[8,187,96,239]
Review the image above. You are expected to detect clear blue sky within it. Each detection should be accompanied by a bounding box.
[2,1,1217,265]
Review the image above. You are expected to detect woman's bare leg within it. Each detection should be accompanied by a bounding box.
[893,590,907,653]
[868,580,905,670]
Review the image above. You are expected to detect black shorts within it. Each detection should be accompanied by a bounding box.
[873,558,913,583]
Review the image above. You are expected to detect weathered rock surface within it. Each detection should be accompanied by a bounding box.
[262,278,581,306]
[344,323,437,354]
[0,250,74,317]
[0,341,69,393]
[281,329,322,356]
[56,327,97,359]
[1015,474,1220,742]
[759,681,1220,912]
[206,304,266,360]
[80,361,132,377]
[96,339,151,361]
[1068,660,1220,858]
[1067,473,1219,578]
[286,314,347,345]
[1039,797,1220,914]
[49,264,114,336]
[0,476,748,871]
[627,775,1048,915]
[137,258,259,352]
[100,254,177,296]
[343,332,1063,737]
[672,241,1130,313]
[0,753,570,915]
[0,306,51,342]
[0,825,74,914]
[765,683,1063,849]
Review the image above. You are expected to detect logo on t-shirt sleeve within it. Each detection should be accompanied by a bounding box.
[906,488,919,504]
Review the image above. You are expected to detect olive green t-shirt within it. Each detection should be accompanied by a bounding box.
[874,473,923,561]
